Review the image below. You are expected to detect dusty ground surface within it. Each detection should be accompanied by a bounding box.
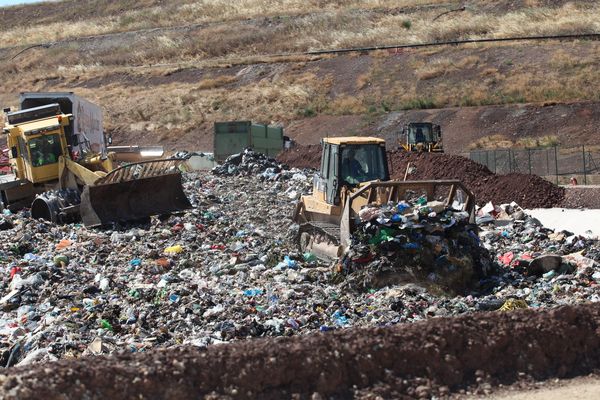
[476,375,600,400]
[0,304,597,399]
[525,209,600,236]
[562,186,600,209]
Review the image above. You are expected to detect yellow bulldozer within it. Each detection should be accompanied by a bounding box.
[400,122,444,152]
[292,136,473,260]
[0,102,191,227]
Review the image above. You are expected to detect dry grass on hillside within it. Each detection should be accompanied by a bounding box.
[469,134,561,150]
[0,0,599,142]
[1,1,599,59]
[0,0,446,47]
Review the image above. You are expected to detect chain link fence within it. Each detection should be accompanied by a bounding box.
[467,145,600,185]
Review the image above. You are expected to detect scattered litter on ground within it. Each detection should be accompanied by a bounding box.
[0,150,596,368]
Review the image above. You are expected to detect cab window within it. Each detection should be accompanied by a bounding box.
[29,134,62,167]
[340,144,387,185]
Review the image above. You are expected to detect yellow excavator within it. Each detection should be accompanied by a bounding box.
[400,122,444,152]
[1,102,191,226]
[292,136,473,260]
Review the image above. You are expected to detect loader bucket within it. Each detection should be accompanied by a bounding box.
[80,159,192,227]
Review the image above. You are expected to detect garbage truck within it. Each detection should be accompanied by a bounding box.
[0,93,191,227]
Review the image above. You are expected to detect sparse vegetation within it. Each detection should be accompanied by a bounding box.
[469,134,560,150]
[196,76,237,90]
[328,96,367,115]
[401,97,438,110]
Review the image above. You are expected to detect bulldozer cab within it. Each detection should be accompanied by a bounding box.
[406,123,438,145]
[317,137,389,205]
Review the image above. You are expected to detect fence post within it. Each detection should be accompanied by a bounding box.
[583,144,587,185]
[546,148,550,175]
[527,148,532,175]
[554,146,559,185]
[493,150,497,173]
[508,150,512,173]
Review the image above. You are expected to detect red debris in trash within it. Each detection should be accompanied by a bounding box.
[156,258,171,268]
[10,266,21,279]
[352,254,375,264]
[498,252,514,266]
[171,223,184,232]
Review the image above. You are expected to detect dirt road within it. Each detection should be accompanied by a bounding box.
[484,376,600,400]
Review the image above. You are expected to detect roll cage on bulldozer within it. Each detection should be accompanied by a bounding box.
[400,122,443,152]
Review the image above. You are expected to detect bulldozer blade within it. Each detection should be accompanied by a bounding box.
[80,172,191,227]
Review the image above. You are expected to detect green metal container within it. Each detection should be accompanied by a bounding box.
[213,121,283,162]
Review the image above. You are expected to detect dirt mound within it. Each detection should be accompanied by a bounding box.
[280,146,565,208]
[277,144,322,169]
[1,304,598,399]
[388,152,565,208]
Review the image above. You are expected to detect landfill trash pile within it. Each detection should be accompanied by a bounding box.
[475,201,600,308]
[337,197,491,294]
[172,151,217,171]
[212,148,288,176]
[0,165,596,368]
[278,145,565,208]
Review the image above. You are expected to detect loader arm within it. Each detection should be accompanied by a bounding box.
[58,155,107,188]
[32,157,192,227]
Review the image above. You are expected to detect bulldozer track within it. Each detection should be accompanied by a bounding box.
[297,221,342,260]
[299,221,340,243]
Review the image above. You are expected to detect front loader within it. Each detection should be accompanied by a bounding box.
[400,122,444,152]
[292,136,473,260]
[1,103,191,226]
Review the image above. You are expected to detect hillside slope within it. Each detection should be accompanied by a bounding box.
[0,0,598,153]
